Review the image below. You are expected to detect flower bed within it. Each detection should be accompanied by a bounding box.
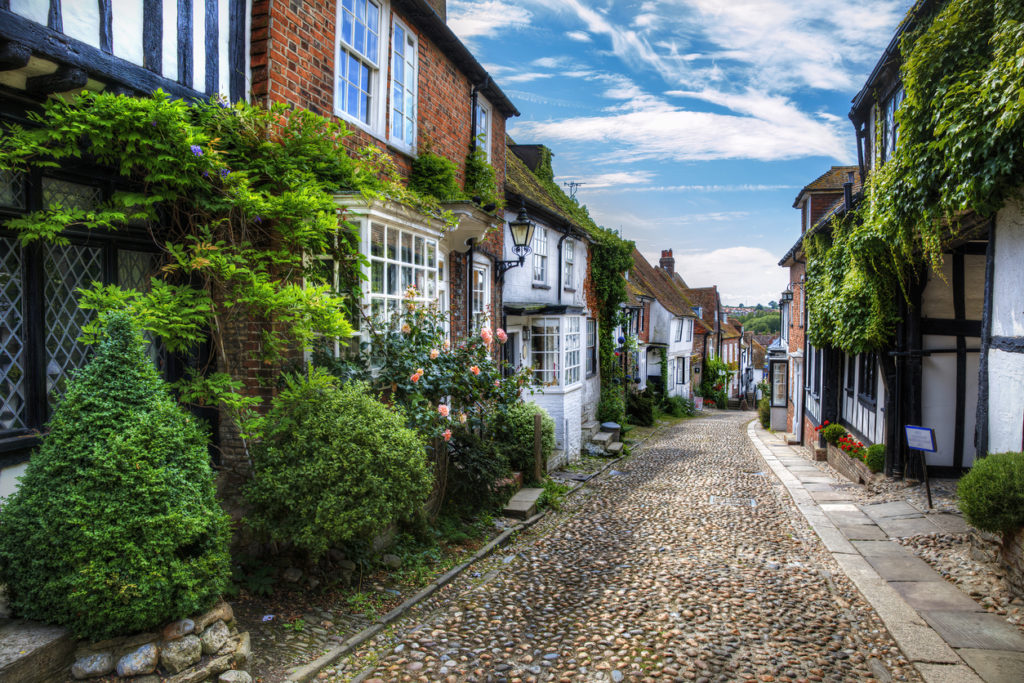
[826,442,879,486]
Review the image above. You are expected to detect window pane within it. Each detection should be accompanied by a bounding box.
[0,237,26,430]
[0,169,26,209]
[387,263,398,295]
[42,177,101,210]
[394,58,403,85]
[346,83,359,118]
[342,11,353,45]
[401,232,413,263]
[371,261,384,293]
[367,31,378,62]
[401,266,412,290]
[370,223,385,257]
[426,241,436,267]
[44,244,103,414]
[366,0,378,30]
[394,25,404,55]
[414,236,424,265]
[392,107,403,141]
[414,268,424,294]
[387,227,398,259]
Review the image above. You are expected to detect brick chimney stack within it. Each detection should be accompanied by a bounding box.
[659,249,675,275]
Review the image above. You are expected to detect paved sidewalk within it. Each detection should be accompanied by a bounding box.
[748,422,1024,683]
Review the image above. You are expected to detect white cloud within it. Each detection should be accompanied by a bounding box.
[558,170,656,189]
[516,84,850,162]
[565,30,592,42]
[502,72,556,84]
[643,246,789,305]
[633,184,797,193]
[447,1,532,41]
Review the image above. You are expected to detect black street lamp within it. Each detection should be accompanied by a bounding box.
[496,205,536,281]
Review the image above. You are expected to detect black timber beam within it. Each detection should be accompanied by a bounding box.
[26,64,86,95]
[0,40,31,70]
[0,9,203,101]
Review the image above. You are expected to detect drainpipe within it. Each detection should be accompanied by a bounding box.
[466,238,475,335]
[556,229,569,304]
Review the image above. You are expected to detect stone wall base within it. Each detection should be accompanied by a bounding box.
[826,443,878,486]
[1000,527,1024,598]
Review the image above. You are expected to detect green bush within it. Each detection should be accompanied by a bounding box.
[446,429,510,509]
[494,401,555,475]
[821,423,847,445]
[409,151,461,201]
[866,444,886,473]
[757,396,770,429]
[0,313,231,640]
[245,369,432,560]
[626,389,656,426]
[662,395,696,418]
[958,452,1024,534]
[597,390,625,424]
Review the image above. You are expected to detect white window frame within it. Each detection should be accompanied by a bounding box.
[676,357,686,384]
[586,318,597,377]
[685,318,692,342]
[530,317,560,386]
[334,0,388,137]
[675,318,683,343]
[389,16,417,152]
[471,261,490,333]
[365,220,442,329]
[473,96,492,163]
[563,238,575,289]
[565,317,581,385]
[532,226,547,283]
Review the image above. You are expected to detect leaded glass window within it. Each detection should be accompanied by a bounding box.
[42,177,102,210]
[0,237,25,430]
[0,169,26,209]
[44,244,103,413]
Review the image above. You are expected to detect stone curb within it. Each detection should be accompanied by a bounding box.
[284,420,672,683]
[745,421,983,683]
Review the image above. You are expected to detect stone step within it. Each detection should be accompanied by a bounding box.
[0,619,76,683]
[502,487,544,519]
[581,420,601,439]
[606,441,624,455]
[591,431,613,446]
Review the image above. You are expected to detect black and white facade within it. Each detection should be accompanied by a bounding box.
[1,0,250,498]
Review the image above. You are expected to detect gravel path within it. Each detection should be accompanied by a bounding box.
[327,411,921,683]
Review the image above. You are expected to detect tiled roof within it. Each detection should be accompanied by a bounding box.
[629,250,695,318]
[504,139,579,229]
[683,286,719,331]
[792,166,859,208]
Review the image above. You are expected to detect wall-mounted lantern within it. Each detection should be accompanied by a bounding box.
[496,205,536,282]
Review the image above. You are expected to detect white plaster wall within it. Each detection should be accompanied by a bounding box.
[988,349,1024,453]
[528,385,582,460]
[111,0,145,66]
[648,303,672,344]
[0,462,28,507]
[921,335,979,467]
[582,374,600,422]
[10,0,48,26]
[502,212,590,312]
[993,199,1024,338]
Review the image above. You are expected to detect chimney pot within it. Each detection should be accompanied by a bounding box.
[659,249,675,275]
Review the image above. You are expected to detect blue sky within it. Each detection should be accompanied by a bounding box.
[447,0,915,305]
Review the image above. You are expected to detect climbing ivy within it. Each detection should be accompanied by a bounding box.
[0,90,453,435]
[806,0,1024,353]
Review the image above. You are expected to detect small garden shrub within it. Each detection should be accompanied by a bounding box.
[958,451,1024,534]
[626,389,656,427]
[409,151,461,201]
[662,395,696,418]
[537,477,570,512]
[821,423,847,446]
[494,402,555,475]
[0,313,231,640]
[245,369,432,560]
[597,390,625,424]
[446,429,510,508]
[866,444,885,473]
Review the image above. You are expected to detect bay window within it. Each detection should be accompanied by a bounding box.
[366,222,441,327]
[564,317,581,385]
[530,317,559,385]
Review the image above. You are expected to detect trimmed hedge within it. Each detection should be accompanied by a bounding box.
[821,423,847,446]
[0,313,231,640]
[866,444,885,473]
[958,451,1024,534]
[245,370,432,560]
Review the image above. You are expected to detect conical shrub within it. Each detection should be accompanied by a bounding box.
[0,312,230,640]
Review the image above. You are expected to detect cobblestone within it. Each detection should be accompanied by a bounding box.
[326,411,922,682]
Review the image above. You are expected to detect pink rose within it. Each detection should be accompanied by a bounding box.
[494,379,500,387]
[429,348,439,359]
[438,404,450,417]
[480,328,493,344]
[410,372,421,383]
[496,328,508,343]
[470,366,480,376]
[443,339,450,350]
[401,323,411,334]
[443,429,452,442]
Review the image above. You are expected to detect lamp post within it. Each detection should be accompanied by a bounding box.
[496,205,536,281]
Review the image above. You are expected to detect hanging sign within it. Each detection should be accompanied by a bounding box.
[904,425,936,453]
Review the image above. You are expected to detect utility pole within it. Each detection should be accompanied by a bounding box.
[563,181,585,200]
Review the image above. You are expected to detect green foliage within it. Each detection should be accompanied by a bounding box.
[866,443,886,473]
[805,0,1024,353]
[0,313,231,640]
[735,310,781,335]
[409,151,461,201]
[464,143,499,209]
[698,356,733,409]
[445,428,510,508]
[537,477,570,512]
[662,395,696,418]
[821,423,848,446]
[626,389,656,427]
[597,389,625,424]
[244,368,432,560]
[958,452,1024,533]
[494,401,555,475]
[0,91,459,435]
[757,380,771,429]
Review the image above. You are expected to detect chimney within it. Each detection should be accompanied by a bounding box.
[425,0,446,21]
[843,170,854,210]
[659,249,675,275]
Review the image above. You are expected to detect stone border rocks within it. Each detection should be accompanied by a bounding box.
[69,601,251,682]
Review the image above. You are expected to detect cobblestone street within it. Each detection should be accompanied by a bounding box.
[328,411,920,683]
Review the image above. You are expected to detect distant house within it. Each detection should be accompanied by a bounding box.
[500,143,599,466]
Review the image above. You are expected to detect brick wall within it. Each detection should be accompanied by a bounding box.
[807,192,843,229]
[787,260,806,434]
